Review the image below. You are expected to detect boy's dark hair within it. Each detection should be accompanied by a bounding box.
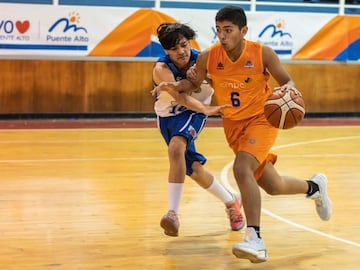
[156,23,196,50]
[215,5,247,28]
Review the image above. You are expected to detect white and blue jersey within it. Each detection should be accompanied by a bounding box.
[154,48,213,176]
[154,49,213,117]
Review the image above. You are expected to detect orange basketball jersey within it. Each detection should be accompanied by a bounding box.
[207,41,271,121]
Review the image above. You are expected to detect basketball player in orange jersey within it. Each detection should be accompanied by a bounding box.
[152,6,332,263]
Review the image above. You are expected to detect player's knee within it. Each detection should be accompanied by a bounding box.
[233,166,253,184]
[168,144,185,160]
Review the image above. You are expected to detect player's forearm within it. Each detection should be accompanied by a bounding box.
[181,97,229,116]
[174,79,199,94]
[181,94,208,114]
[167,89,207,113]
[152,79,201,100]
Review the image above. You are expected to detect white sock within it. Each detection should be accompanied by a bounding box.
[206,177,233,204]
[168,182,184,214]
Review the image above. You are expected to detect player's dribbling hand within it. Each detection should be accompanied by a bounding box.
[274,84,302,97]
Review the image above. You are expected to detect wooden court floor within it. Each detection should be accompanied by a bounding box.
[0,118,359,269]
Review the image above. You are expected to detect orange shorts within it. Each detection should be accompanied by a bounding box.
[222,114,278,180]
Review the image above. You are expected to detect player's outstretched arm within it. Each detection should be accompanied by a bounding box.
[151,79,198,97]
[177,94,229,116]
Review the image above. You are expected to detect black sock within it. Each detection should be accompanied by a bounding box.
[306,180,319,196]
[248,226,261,238]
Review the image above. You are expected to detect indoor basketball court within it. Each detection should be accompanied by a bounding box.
[0,118,358,269]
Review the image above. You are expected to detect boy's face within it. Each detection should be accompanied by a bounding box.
[216,20,248,52]
[165,37,191,69]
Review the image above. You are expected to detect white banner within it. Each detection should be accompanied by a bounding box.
[1,4,358,60]
[164,9,333,58]
[0,4,136,55]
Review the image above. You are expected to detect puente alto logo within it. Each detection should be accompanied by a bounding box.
[257,19,293,57]
[48,11,87,33]
[259,24,292,39]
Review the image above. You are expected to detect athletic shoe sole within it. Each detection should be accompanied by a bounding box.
[160,218,178,237]
[232,246,267,263]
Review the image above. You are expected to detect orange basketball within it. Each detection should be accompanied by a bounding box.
[264,88,305,129]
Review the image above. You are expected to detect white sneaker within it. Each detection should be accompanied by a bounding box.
[307,173,332,221]
[232,227,268,263]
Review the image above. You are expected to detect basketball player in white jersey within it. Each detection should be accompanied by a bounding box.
[152,22,245,236]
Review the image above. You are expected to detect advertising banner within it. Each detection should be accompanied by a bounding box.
[0,4,359,60]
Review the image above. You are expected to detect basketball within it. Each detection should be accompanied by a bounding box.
[264,88,305,129]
